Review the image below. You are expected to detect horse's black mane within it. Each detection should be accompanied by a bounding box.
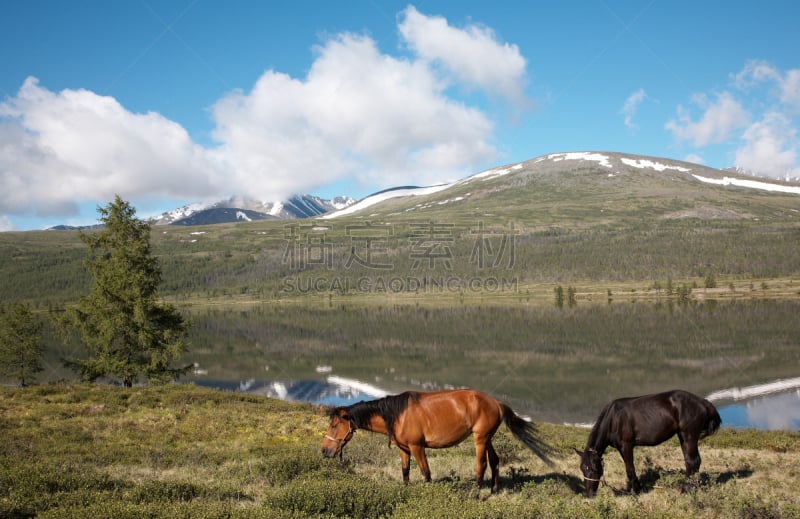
[334,391,420,441]
[586,400,614,450]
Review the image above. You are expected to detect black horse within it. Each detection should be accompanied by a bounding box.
[577,389,721,497]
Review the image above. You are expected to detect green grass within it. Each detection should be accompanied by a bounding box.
[0,384,797,518]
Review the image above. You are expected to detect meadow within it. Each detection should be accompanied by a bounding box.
[1,383,797,518]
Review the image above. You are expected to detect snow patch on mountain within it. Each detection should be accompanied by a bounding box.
[268,201,284,217]
[153,202,207,224]
[692,174,800,194]
[470,163,524,181]
[321,184,455,219]
[544,152,614,168]
[621,157,690,172]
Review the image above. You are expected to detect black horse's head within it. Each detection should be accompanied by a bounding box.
[577,448,603,497]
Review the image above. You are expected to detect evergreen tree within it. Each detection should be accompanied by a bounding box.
[59,196,190,387]
[0,303,44,386]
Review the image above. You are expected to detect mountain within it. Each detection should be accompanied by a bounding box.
[321,151,800,222]
[46,224,105,231]
[153,194,356,226]
[169,208,277,226]
[46,152,799,230]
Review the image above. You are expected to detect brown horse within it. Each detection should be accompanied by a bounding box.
[577,389,721,497]
[321,389,553,493]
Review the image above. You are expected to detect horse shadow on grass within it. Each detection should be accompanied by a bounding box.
[622,465,755,496]
[429,464,753,497]
[501,465,753,497]
[497,471,585,495]
[431,470,584,496]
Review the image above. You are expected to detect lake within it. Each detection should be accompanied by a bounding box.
[182,299,800,425]
[716,389,800,430]
[35,298,799,430]
[193,374,800,431]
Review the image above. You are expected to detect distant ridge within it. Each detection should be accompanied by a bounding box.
[47,224,104,231]
[170,208,276,226]
[155,194,356,226]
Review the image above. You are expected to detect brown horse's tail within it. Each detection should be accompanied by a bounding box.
[701,399,722,439]
[501,404,555,467]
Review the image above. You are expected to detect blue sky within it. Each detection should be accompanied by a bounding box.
[1,1,799,231]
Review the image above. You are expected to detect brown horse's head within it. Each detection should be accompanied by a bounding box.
[321,408,356,459]
[577,447,603,497]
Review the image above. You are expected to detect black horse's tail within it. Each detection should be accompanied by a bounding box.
[701,399,722,439]
[501,404,555,467]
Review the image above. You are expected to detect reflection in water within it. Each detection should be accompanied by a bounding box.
[718,390,800,431]
[193,374,800,431]
[196,375,388,408]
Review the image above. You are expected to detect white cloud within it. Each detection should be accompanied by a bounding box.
[211,32,497,200]
[0,215,12,231]
[734,59,800,111]
[621,88,647,129]
[735,112,799,179]
[781,70,800,109]
[733,59,782,88]
[0,77,226,216]
[398,6,528,107]
[665,92,750,147]
[1,7,518,220]
[727,61,800,178]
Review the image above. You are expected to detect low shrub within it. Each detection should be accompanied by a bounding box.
[257,443,333,485]
[265,468,404,518]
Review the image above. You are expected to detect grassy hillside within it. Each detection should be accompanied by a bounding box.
[2,154,800,306]
[1,384,797,518]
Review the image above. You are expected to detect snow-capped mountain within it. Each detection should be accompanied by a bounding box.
[321,151,800,219]
[153,194,356,226]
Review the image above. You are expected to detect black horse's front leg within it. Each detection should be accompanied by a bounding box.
[619,443,641,493]
[678,433,702,476]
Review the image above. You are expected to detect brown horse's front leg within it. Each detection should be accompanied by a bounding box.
[619,443,641,493]
[399,449,411,485]
[410,445,432,482]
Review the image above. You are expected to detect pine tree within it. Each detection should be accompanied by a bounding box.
[59,196,190,387]
[0,303,44,386]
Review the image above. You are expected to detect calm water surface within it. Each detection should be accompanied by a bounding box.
[717,390,800,431]
[194,376,800,431]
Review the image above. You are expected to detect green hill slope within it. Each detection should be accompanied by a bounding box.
[1,151,799,305]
